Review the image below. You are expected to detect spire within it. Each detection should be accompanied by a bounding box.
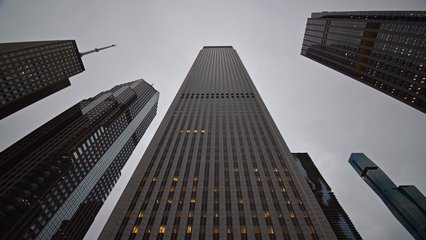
[79,44,116,57]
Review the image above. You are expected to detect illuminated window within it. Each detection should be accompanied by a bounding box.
[173,176,179,181]
[268,226,275,234]
[138,211,144,218]
[264,211,270,218]
[186,226,192,233]
[240,225,247,234]
[309,225,316,234]
[191,198,196,203]
[132,226,139,233]
[159,225,166,234]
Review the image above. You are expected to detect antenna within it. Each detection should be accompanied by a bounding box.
[80,44,116,57]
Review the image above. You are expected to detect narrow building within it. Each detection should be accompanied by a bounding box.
[349,153,426,240]
[293,153,362,239]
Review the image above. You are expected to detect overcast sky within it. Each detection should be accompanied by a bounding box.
[0,1,425,239]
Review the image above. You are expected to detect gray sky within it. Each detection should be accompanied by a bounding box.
[0,1,425,239]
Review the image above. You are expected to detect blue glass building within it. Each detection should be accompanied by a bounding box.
[349,153,426,240]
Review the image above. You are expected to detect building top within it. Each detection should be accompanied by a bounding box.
[311,11,426,21]
[203,46,233,49]
[0,40,74,54]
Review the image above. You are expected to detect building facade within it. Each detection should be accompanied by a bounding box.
[0,40,85,119]
[100,46,337,240]
[293,153,362,239]
[301,11,426,113]
[0,79,159,240]
[349,153,426,240]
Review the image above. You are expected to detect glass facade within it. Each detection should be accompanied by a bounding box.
[0,40,86,119]
[100,46,337,240]
[349,153,426,240]
[293,153,362,240]
[301,11,426,113]
[0,79,159,240]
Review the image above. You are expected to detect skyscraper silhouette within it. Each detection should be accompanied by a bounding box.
[0,79,158,240]
[100,46,338,239]
[301,11,426,113]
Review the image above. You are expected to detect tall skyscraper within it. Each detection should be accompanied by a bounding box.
[100,46,337,240]
[0,79,159,240]
[301,11,426,113]
[292,153,362,239]
[0,40,115,119]
[349,153,426,240]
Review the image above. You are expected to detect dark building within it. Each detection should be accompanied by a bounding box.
[349,153,426,240]
[293,153,362,239]
[0,79,159,240]
[0,40,115,119]
[301,11,426,113]
[100,46,337,239]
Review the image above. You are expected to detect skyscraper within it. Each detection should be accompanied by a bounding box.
[0,79,159,240]
[0,40,115,119]
[349,153,426,239]
[100,46,337,239]
[292,153,362,239]
[301,11,426,113]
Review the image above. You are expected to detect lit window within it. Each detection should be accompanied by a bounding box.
[240,226,247,234]
[268,226,275,234]
[138,211,144,218]
[186,226,192,233]
[132,226,139,233]
[159,225,166,234]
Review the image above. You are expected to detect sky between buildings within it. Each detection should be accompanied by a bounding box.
[0,0,425,239]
